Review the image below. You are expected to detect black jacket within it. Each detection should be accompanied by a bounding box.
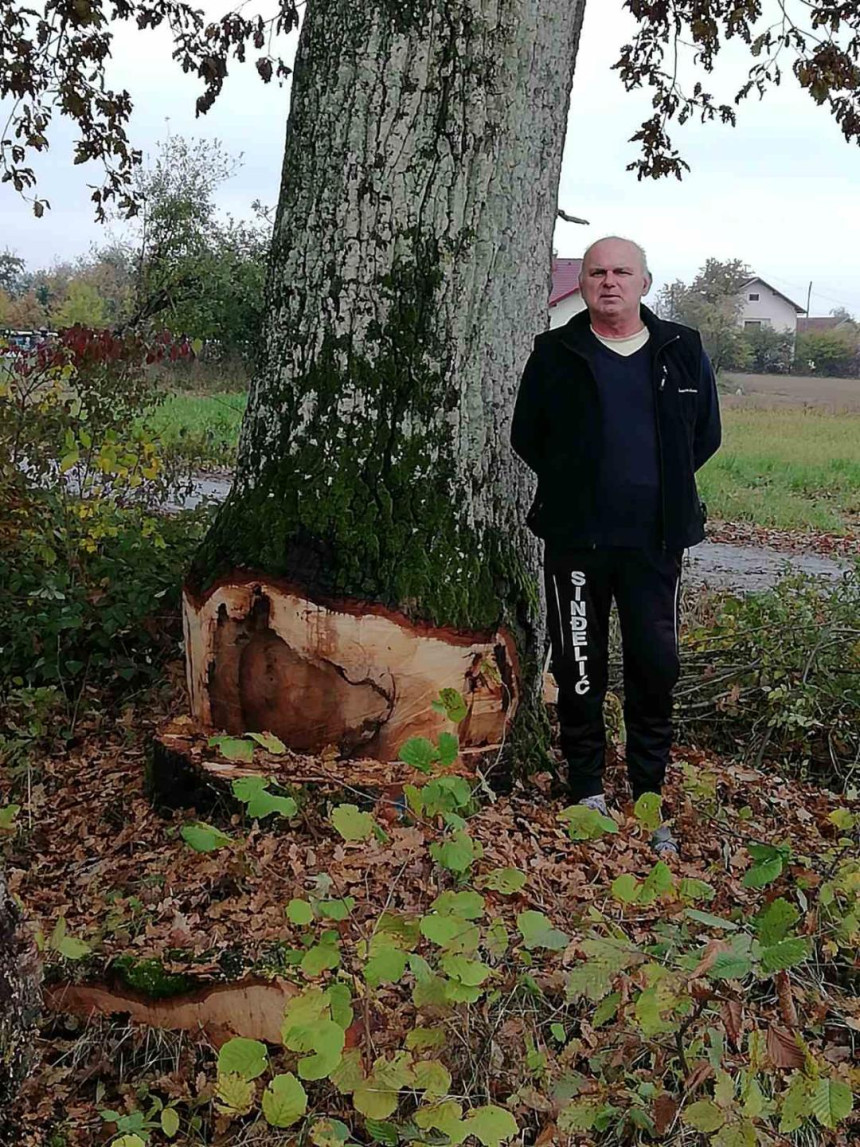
[511,305,722,551]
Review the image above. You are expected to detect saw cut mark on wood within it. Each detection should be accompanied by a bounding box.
[183,575,518,759]
[44,977,297,1047]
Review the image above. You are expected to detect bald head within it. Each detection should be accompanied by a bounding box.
[579,236,653,336]
[582,236,650,278]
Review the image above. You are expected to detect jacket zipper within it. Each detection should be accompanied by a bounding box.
[652,334,679,550]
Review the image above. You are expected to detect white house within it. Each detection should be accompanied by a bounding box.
[736,277,805,334]
[549,257,586,328]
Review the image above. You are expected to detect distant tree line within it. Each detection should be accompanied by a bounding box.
[657,259,860,379]
[0,136,271,378]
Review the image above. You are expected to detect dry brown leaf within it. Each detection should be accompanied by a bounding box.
[775,969,799,1028]
[766,1025,805,1069]
[721,999,743,1047]
[654,1092,678,1134]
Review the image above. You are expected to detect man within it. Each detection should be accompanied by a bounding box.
[511,237,721,856]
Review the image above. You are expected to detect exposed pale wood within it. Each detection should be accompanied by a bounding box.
[44,977,297,1048]
[184,576,518,760]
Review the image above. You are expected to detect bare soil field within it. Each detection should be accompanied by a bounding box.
[722,371,860,410]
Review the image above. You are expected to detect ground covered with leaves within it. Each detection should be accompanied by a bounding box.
[2,674,859,1147]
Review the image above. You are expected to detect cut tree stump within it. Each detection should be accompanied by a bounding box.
[44,977,297,1047]
[182,574,519,760]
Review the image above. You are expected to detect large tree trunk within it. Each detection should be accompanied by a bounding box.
[185,0,585,764]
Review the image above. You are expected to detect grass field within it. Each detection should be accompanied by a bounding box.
[146,391,246,466]
[698,407,860,533]
[151,390,860,535]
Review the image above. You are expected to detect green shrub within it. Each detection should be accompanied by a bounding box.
[0,327,207,716]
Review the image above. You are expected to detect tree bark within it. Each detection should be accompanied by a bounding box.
[186,0,586,764]
[0,866,41,1120]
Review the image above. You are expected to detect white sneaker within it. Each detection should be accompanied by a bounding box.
[651,824,680,857]
[578,794,609,817]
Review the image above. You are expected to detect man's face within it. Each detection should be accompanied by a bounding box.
[580,240,651,326]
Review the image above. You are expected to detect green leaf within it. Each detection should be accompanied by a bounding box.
[559,804,619,841]
[779,1074,811,1133]
[217,1037,268,1081]
[208,735,254,762]
[753,898,800,946]
[330,1048,364,1095]
[232,775,297,819]
[331,803,376,841]
[353,1081,399,1121]
[112,1138,147,1147]
[0,804,20,832]
[462,1104,518,1146]
[708,951,752,981]
[310,1118,352,1145]
[558,1102,599,1132]
[742,856,784,889]
[318,897,355,921]
[430,830,482,873]
[399,737,439,773]
[55,933,91,960]
[436,732,459,767]
[180,821,231,853]
[406,1027,446,1050]
[432,688,468,724]
[365,947,408,988]
[326,983,354,1030]
[759,937,808,974]
[639,861,674,906]
[550,1023,566,1043]
[214,1072,255,1115]
[160,1108,180,1138]
[421,776,473,815]
[439,955,491,987]
[59,449,79,474]
[828,807,856,831]
[611,874,639,905]
[809,1077,853,1129]
[678,877,715,903]
[686,909,738,931]
[593,991,621,1027]
[684,1099,725,1132]
[365,1119,400,1144]
[415,1099,467,1139]
[301,942,341,977]
[297,1018,346,1081]
[634,791,662,832]
[485,918,509,960]
[287,898,314,926]
[432,890,485,919]
[412,1059,452,1100]
[247,731,287,754]
[480,868,527,895]
[516,910,569,951]
[262,1073,308,1127]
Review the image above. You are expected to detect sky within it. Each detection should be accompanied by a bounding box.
[2,1,860,317]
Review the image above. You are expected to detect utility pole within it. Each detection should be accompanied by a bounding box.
[806,281,812,316]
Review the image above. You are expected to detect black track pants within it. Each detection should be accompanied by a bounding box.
[543,547,683,802]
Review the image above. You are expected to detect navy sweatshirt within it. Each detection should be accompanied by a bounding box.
[590,336,661,547]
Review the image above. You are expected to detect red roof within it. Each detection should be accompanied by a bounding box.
[550,257,583,307]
